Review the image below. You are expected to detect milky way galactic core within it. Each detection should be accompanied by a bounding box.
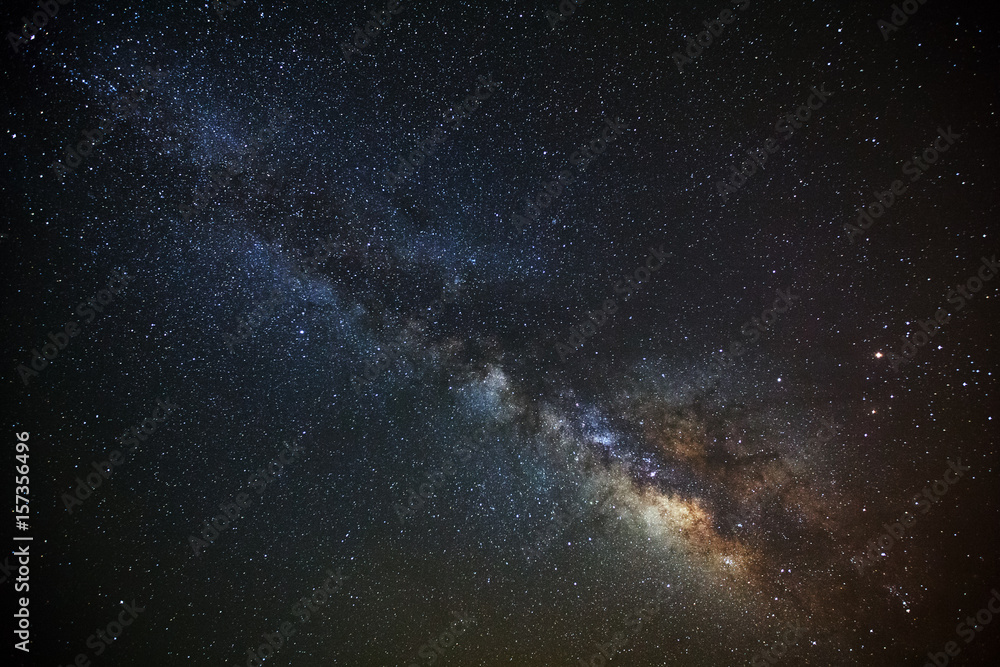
[3,0,998,666]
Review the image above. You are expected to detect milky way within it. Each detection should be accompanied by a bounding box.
[4,1,998,666]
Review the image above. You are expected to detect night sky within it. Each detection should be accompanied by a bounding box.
[3,0,999,665]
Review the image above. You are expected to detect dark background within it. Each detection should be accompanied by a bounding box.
[2,0,998,665]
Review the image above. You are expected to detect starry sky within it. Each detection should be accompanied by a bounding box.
[3,0,999,665]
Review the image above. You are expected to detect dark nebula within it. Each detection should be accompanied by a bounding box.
[3,0,998,666]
